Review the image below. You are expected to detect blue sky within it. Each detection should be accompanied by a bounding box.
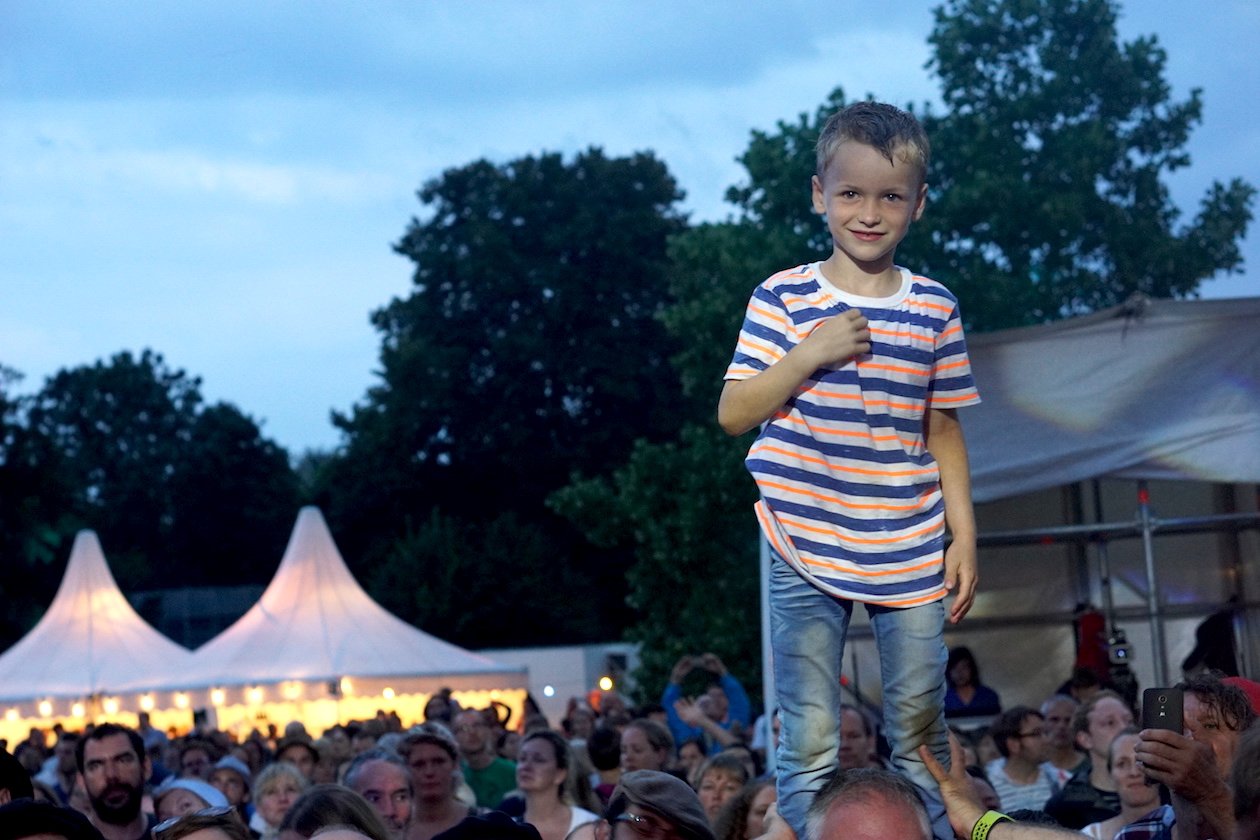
[3,1,1256,453]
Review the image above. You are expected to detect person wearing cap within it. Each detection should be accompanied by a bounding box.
[595,769,714,840]
[210,755,254,822]
[153,776,231,822]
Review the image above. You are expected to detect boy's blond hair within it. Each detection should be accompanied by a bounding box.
[815,101,930,183]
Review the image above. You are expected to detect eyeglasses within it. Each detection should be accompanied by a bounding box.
[612,812,675,840]
[154,806,238,839]
[1017,729,1046,739]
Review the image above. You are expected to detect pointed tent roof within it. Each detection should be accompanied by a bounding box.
[175,506,520,690]
[0,530,196,703]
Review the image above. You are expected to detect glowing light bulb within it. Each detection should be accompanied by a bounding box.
[382,687,395,700]
[39,701,53,717]
[598,677,614,691]
[543,685,556,697]
[174,693,189,709]
[140,695,155,711]
[211,689,226,706]
[71,703,85,717]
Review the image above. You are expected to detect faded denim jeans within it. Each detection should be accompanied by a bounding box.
[769,553,952,840]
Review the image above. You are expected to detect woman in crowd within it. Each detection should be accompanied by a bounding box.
[619,719,673,774]
[155,807,253,840]
[512,730,600,840]
[712,779,776,840]
[250,762,308,839]
[676,738,707,785]
[1079,728,1161,840]
[276,784,391,840]
[400,723,472,840]
[694,754,749,824]
[944,646,1002,718]
[154,777,231,822]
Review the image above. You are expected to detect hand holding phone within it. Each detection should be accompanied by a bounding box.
[1142,687,1184,732]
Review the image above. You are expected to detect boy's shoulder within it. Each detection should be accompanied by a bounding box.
[756,263,816,291]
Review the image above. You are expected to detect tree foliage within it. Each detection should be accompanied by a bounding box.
[320,148,689,647]
[907,0,1254,329]
[13,351,298,595]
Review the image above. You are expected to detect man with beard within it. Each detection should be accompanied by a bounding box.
[76,723,153,840]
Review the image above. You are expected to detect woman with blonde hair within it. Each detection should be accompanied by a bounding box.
[250,762,309,839]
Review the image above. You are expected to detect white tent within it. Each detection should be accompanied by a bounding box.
[0,531,196,742]
[166,506,527,735]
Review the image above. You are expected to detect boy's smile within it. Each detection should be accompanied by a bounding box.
[811,139,926,290]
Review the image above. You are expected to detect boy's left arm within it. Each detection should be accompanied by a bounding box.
[925,407,977,624]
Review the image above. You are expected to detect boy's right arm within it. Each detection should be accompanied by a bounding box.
[718,308,870,436]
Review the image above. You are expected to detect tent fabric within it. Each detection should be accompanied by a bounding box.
[964,296,1260,503]
[170,506,521,691]
[0,531,196,702]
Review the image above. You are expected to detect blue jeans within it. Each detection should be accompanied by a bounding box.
[769,554,952,840]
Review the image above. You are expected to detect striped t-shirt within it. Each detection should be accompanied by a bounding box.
[724,263,980,606]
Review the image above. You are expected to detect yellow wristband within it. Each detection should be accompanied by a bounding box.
[971,810,1013,840]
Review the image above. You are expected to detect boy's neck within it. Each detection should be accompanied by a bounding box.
[818,254,901,297]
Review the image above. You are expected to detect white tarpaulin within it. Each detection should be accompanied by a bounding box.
[965,296,1260,502]
[0,530,195,704]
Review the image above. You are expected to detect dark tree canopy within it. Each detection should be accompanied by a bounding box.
[321,147,689,646]
[13,351,298,593]
[908,0,1254,329]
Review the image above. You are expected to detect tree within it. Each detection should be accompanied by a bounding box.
[908,0,1254,330]
[0,366,78,648]
[321,148,689,646]
[20,350,298,590]
[549,221,794,697]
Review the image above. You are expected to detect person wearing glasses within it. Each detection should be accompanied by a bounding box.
[983,707,1059,813]
[581,770,713,840]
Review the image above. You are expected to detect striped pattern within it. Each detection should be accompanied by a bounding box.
[726,263,980,605]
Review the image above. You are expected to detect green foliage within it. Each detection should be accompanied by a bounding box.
[365,509,608,649]
[17,351,298,591]
[320,147,688,648]
[550,424,760,702]
[904,0,1254,329]
[724,87,847,259]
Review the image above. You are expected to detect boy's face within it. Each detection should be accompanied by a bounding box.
[811,140,926,275]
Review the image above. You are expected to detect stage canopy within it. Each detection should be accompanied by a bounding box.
[0,530,196,741]
[965,295,1260,501]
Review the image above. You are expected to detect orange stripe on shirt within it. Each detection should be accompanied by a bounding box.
[750,443,939,479]
[783,514,942,546]
[772,412,920,449]
[758,478,934,513]
[798,553,941,577]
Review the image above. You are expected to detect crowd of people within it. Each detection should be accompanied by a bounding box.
[1,652,1260,840]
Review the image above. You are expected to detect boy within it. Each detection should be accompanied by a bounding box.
[718,101,980,839]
